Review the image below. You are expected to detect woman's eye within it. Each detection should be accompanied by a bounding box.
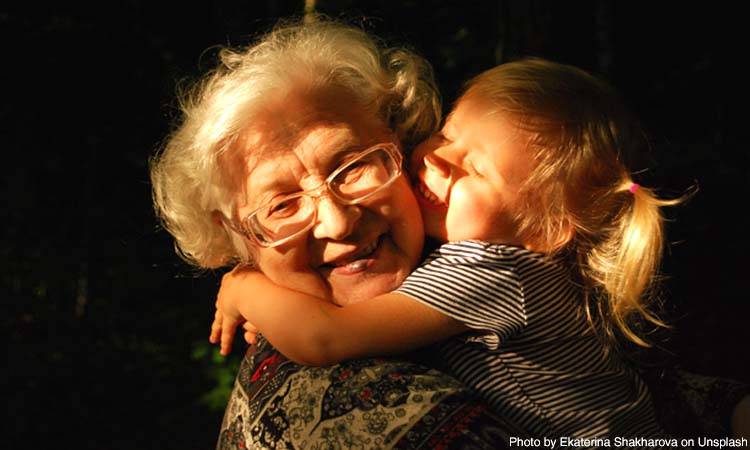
[339,161,368,184]
[267,198,299,218]
[346,162,366,175]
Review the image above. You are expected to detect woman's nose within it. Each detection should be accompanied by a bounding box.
[312,196,362,241]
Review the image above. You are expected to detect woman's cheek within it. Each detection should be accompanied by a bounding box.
[255,247,332,301]
[396,189,424,268]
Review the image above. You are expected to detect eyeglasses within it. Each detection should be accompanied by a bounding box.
[228,143,403,248]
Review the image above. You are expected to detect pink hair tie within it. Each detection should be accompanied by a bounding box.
[628,183,640,194]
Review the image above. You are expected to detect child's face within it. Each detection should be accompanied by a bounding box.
[410,96,534,245]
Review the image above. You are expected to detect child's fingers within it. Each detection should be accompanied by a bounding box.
[242,321,260,334]
[241,321,260,345]
[220,323,237,356]
[243,330,258,345]
[209,309,223,344]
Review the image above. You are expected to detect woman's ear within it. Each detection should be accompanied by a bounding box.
[211,210,226,228]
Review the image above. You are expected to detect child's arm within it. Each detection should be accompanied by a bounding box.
[211,266,469,366]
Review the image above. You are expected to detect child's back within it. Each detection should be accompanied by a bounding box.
[399,241,664,439]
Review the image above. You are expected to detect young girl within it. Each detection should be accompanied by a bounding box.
[211,58,680,440]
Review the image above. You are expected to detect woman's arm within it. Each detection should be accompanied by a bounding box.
[211,267,468,366]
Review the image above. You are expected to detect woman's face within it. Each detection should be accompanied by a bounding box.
[233,86,424,306]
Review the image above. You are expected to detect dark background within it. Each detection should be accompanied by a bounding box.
[3,1,747,449]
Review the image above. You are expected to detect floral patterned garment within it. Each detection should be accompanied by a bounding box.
[217,337,527,450]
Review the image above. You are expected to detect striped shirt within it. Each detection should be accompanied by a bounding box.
[397,240,665,441]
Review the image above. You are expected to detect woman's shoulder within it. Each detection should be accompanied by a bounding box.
[218,337,528,449]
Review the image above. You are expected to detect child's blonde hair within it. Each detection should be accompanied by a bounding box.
[463,58,684,348]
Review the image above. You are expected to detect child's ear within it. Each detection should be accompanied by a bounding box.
[529,218,574,254]
[551,220,575,252]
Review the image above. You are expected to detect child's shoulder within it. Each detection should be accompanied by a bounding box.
[429,240,534,263]
[428,240,562,270]
[437,240,535,256]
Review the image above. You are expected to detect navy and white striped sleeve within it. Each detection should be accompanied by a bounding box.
[395,241,527,349]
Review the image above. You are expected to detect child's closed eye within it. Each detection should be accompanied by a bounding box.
[434,131,451,143]
[467,162,484,177]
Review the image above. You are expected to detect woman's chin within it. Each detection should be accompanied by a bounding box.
[324,236,411,306]
[330,278,398,305]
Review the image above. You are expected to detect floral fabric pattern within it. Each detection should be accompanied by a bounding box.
[217,337,524,449]
[218,338,749,449]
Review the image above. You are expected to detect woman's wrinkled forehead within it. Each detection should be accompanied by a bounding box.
[221,84,393,209]
[243,125,360,193]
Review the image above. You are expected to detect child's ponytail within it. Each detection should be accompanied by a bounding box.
[579,182,683,347]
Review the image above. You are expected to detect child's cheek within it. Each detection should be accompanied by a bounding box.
[443,185,483,242]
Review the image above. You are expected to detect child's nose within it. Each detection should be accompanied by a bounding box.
[423,152,452,179]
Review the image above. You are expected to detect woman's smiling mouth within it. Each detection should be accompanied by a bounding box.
[323,235,383,275]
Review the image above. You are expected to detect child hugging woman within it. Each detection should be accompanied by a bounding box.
[209,58,730,440]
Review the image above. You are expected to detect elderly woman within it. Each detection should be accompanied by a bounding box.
[151,16,748,449]
[151,17,523,449]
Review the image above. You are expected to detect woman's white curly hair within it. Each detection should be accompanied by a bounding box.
[150,16,441,268]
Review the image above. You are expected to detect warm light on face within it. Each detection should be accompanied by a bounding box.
[410,96,534,246]
[231,86,424,305]
[227,144,403,248]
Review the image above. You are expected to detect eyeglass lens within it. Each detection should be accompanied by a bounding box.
[330,148,398,199]
[250,147,398,244]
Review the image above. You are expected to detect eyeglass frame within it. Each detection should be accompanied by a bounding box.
[223,142,404,248]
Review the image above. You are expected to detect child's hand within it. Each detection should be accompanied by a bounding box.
[209,307,240,355]
[209,264,257,355]
[209,309,260,354]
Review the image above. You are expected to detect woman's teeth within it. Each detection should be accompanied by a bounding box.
[417,182,445,206]
[332,239,379,267]
[342,260,368,271]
